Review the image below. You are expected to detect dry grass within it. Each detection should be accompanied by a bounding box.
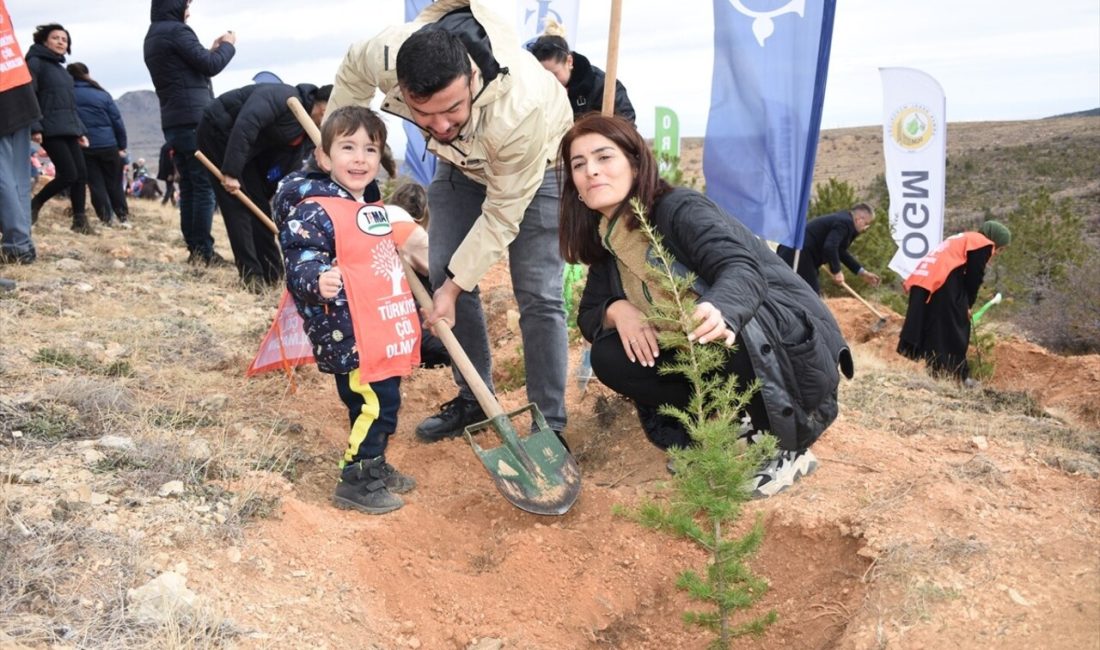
[840,350,1095,459]
[0,199,302,644]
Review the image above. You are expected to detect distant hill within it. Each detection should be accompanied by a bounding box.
[1047,107,1100,119]
[116,90,162,172]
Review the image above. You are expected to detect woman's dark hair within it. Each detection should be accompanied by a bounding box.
[66,62,105,92]
[33,23,71,54]
[525,34,570,65]
[558,113,670,265]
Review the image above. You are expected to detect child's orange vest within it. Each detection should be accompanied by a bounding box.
[903,232,994,298]
[310,197,421,382]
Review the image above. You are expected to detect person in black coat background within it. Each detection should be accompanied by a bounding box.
[26,23,92,234]
[144,0,235,266]
[561,114,853,499]
[68,62,130,227]
[197,82,331,290]
[525,20,635,123]
[776,204,881,294]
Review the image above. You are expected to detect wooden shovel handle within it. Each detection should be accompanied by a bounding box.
[194,151,278,235]
[839,281,886,320]
[286,96,322,148]
[402,259,504,418]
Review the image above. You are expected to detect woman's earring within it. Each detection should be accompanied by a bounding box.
[578,192,586,204]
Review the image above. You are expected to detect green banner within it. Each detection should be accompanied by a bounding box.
[654,106,680,158]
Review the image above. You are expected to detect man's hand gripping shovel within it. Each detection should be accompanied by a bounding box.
[403,260,581,515]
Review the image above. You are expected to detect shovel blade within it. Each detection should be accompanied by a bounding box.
[464,404,581,516]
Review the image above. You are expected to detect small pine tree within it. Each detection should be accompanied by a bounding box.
[654,150,699,189]
[623,198,777,648]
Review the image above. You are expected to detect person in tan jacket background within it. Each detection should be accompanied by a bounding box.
[327,0,573,444]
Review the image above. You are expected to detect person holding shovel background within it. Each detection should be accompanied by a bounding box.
[897,220,1011,383]
[562,114,853,499]
[274,106,421,515]
[326,0,573,447]
[197,82,331,291]
[776,203,881,295]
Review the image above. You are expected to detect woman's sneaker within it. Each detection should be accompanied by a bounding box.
[333,457,404,514]
[747,448,819,499]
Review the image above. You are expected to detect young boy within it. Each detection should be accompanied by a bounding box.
[274,106,421,514]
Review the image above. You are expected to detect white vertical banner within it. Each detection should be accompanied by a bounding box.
[514,0,580,45]
[880,67,946,279]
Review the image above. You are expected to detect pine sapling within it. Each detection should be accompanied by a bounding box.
[622,198,778,648]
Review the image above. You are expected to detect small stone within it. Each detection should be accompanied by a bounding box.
[187,438,213,461]
[82,448,106,465]
[226,547,242,564]
[89,492,110,505]
[96,435,136,451]
[56,258,84,272]
[200,394,229,411]
[158,480,185,498]
[1007,588,1032,607]
[111,259,126,269]
[17,468,49,484]
[971,436,989,451]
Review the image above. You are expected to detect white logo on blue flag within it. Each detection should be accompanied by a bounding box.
[729,0,806,47]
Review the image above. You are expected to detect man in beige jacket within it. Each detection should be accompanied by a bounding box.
[327,0,573,443]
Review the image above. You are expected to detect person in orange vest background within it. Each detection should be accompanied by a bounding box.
[0,1,41,266]
[897,221,1012,382]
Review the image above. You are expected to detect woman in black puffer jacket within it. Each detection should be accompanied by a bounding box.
[526,20,635,123]
[26,23,92,234]
[562,114,853,499]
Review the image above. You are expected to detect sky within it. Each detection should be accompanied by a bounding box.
[7,0,1099,154]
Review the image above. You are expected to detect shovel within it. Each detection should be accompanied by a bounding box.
[402,260,581,515]
[971,292,1003,325]
[839,280,887,331]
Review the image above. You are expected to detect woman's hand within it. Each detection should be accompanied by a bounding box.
[318,266,343,299]
[606,300,659,367]
[690,301,736,347]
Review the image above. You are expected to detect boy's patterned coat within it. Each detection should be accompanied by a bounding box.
[274,169,380,374]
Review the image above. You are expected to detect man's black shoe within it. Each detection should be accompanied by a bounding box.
[415,396,487,442]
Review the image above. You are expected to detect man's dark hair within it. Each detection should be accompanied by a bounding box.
[33,23,71,54]
[314,84,333,103]
[396,29,471,100]
[850,202,875,216]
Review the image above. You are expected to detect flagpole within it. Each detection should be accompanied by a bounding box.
[602,0,622,115]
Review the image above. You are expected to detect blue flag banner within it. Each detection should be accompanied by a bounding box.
[703,0,836,249]
[402,0,438,185]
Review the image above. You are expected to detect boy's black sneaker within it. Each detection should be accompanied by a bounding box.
[415,396,486,442]
[333,457,404,514]
[378,459,416,494]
